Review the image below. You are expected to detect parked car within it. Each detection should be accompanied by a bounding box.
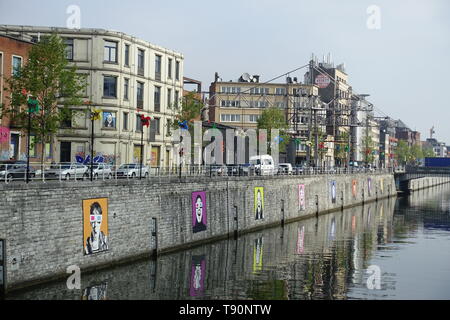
[208,164,227,176]
[277,163,293,175]
[115,163,149,178]
[86,163,113,180]
[226,164,241,176]
[44,163,89,180]
[0,161,36,182]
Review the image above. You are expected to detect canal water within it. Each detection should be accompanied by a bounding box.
[7,184,450,300]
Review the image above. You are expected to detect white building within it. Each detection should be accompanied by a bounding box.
[0,25,184,168]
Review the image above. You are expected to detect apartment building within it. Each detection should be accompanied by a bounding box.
[0,25,184,168]
[0,34,34,161]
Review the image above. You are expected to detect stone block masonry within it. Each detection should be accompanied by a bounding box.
[0,173,396,292]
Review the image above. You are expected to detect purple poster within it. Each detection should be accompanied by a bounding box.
[189,255,206,297]
[192,191,207,233]
[0,127,10,143]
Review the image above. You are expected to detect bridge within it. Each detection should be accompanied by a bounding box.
[394,166,450,193]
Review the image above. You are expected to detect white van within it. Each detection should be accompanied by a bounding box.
[249,155,275,175]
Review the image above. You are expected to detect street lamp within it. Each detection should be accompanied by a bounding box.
[89,106,101,181]
[138,114,151,179]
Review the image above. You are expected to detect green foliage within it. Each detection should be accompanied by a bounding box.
[361,131,376,164]
[0,34,86,162]
[257,107,290,152]
[395,140,428,165]
[167,91,203,136]
[422,146,435,158]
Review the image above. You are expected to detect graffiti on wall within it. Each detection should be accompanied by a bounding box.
[83,198,109,255]
[75,153,119,165]
[192,191,207,233]
[254,187,264,220]
[0,127,10,144]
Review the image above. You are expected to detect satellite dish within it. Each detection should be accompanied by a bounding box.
[242,73,252,82]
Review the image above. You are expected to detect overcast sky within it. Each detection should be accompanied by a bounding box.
[1,0,449,143]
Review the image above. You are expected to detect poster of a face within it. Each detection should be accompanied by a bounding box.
[298,184,306,211]
[254,187,264,220]
[83,198,109,255]
[103,112,115,128]
[296,225,305,254]
[192,191,207,233]
[331,181,337,204]
[253,237,264,273]
[189,255,206,297]
[352,180,357,199]
[368,178,372,196]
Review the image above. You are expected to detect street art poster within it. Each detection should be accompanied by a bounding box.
[352,180,357,199]
[192,191,207,233]
[82,283,108,300]
[368,178,372,197]
[298,184,306,211]
[296,225,305,254]
[189,255,206,297]
[331,181,337,204]
[253,237,264,273]
[83,198,109,255]
[103,112,116,128]
[254,187,264,220]
[0,127,10,144]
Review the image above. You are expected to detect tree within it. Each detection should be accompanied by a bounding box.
[0,34,86,167]
[410,144,423,165]
[423,146,435,158]
[167,91,203,135]
[257,107,290,153]
[395,140,410,165]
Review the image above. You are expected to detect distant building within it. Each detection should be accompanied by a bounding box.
[0,25,184,168]
[0,34,34,161]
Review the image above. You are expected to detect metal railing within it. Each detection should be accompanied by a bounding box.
[0,162,395,184]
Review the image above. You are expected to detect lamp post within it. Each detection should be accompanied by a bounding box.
[138,114,151,179]
[88,104,100,181]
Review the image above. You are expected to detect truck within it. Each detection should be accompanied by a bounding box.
[424,157,450,167]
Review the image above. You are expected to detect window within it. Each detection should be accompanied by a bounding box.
[168,58,172,79]
[45,142,52,158]
[154,117,160,134]
[64,39,74,60]
[104,40,117,63]
[276,102,286,108]
[103,76,117,98]
[124,44,130,66]
[12,56,22,76]
[123,112,128,130]
[221,86,241,94]
[167,88,172,108]
[248,101,268,108]
[275,87,286,95]
[155,54,161,81]
[175,61,180,80]
[154,86,161,112]
[221,100,240,107]
[137,81,144,109]
[175,90,179,108]
[61,109,72,128]
[250,87,268,95]
[220,114,241,122]
[136,114,143,132]
[249,115,260,123]
[124,78,129,100]
[137,49,145,76]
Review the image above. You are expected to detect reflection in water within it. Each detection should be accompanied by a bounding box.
[7,184,450,300]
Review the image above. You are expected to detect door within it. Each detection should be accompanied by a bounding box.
[151,146,160,168]
[60,141,71,163]
[10,133,19,160]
